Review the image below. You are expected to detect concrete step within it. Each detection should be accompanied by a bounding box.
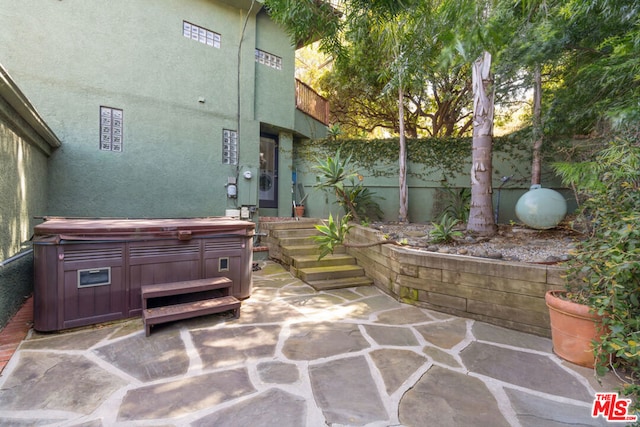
[278,236,318,247]
[306,276,374,291]
[291,253,356,269]
[273,228,320,239]
[263,220,318,232]
[265,220,372,292]
[282,244,345,257]
[298,264,366,282]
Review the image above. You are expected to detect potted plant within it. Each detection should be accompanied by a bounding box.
[293,193,308,218]
[551,136,639,407]
[544,290,605,367]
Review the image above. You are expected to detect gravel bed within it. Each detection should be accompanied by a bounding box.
[369,222,583,264]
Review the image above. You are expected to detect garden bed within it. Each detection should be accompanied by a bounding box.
[345,224,566,337]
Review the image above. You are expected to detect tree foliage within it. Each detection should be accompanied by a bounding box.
[319,2,474,138]
[493,0,640,136]
[554,134,640,414]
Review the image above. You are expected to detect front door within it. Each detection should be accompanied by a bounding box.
[259,135,278,209]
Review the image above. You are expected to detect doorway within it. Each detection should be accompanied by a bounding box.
[259,135,278,209]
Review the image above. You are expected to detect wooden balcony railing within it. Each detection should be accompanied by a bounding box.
[295,79,330,125]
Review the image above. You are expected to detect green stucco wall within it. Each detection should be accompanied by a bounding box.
[0,112,49,260]
[255,10,296,130]
[1,66,59,328]
[294,141,575,224]
[1,0,323,220]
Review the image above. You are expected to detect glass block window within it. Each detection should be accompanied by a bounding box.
[100,107,123,152]
[255,49,282,70]
[183,21,220,48]
[222,129,238,165]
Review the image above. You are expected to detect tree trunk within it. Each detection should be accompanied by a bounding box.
[398,85,409,222]
[531,64,543,186]
[467,51,496,235]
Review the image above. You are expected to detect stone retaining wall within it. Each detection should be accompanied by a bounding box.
[345,225,566,337]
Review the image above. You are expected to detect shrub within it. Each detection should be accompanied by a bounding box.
[554,137,640,412]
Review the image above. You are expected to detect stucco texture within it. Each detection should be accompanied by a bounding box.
[0,118,49,260]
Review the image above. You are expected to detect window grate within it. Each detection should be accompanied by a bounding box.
[183,21,220,48]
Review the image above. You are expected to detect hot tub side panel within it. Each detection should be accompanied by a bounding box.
[33,243,61,331]
[33,228,253,332]
[61,243,127,329]
[127,239,203,316]
[203,237,253,300]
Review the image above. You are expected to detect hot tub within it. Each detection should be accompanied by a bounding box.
[32,217,255,331]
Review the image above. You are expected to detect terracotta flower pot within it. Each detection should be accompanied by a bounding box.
[545,290,605,368]
[294,205,305,218]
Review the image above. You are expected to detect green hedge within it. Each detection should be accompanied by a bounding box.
[300,134,531,179]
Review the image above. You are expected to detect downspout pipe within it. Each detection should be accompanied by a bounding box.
[0,249,33,268]
[235,0,257,205]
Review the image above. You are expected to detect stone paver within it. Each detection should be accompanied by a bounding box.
[375,305,434,325]
[310,355,388,425]
[506,388,607,427]
[460,342,593,401]
[118,369,255,421]
[192,388,307,427]
[422,345,463,368]
[0,352,126,413]
[283,322,370,360]
[369,349,428,395]
[415,317,469,349]
[191,325,281,369]
[0,261,624,426]
[399,365,512,427]
[364,324,419,346]
[93,329,188,381]
[257,361,299,384]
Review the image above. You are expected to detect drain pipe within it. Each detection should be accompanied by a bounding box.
[0,249,33,268]
[235,0,257,207]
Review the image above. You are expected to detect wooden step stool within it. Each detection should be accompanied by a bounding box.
[141,277,241,336]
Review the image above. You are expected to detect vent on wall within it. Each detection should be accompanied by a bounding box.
[78,267,111,288]
[130,245,200,258]
[205,241,243,252]
[64,248,122,262]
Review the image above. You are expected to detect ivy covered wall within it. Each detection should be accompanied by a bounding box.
[293,135,574,223]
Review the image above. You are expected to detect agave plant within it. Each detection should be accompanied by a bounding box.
[430,214,464,244]
[312,213,353,259]
[314,150,382,222]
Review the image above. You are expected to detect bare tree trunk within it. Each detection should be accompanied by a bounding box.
[467,51,496,235]
[531,64,543,186]
[398,85,409,222]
